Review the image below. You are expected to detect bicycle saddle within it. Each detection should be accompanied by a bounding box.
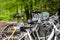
[28,19,38,24]
[7,23,14,28]
[20,26,33,29]
[20,26,33,32]
[41,23,46,28]
[41,23,50,28]
[54,20,58,25]
[32,10,41,14]
[15,14,23,18]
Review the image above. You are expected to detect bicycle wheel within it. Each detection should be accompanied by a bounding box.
[36,23,53,40]
[56,34,60,40]
[21,33,34,40]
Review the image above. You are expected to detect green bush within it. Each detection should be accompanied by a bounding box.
[0,0,60,21]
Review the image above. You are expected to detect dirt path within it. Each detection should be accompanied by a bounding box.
[0,21,8,38]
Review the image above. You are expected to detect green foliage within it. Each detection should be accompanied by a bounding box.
[0,0,60,21]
